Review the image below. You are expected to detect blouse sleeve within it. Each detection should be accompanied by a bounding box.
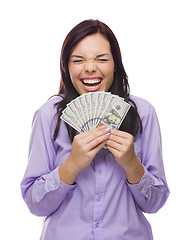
[127,104,170,213]
[20,105,76,217]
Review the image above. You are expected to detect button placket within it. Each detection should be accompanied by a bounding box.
[97,196,101,201]
[98,169,102,174]
[95,223,99,228]
[92,151,105,237]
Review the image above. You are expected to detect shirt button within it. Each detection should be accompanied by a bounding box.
[98,170,102,174]
[145,193,148,200]
[97,196,101,201]
[96,223,99,228]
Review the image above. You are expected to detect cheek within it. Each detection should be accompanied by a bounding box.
[68,65,81,84]
[104,69,115,89]
[104,63,115,82]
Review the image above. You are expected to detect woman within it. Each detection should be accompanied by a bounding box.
[21,19,169,240]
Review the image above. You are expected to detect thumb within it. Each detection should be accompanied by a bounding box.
[91,140,107,156]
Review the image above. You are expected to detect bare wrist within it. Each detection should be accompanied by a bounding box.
[124,156,144,184]
[59,157,79,185]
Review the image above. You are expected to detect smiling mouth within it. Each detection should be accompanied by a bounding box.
[81,77,102,87]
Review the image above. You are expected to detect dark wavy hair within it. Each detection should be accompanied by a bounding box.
[53,19,142,141]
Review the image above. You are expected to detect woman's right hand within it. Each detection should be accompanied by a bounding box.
[59,126,110,184]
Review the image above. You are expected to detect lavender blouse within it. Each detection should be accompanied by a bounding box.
[21,95,169,240]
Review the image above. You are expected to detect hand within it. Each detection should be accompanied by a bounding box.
[105,129,144,184]
[66,126,111,174]
[105,129,136,168]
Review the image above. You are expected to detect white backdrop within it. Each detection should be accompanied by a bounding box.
[0,0,186,239]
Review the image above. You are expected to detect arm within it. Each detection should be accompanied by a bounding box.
[58,126,111,184]
[21,105,111,216]
[128,105,170,213]
[21,107,76,217]
[106,104,169,213]
[105,129,145,184]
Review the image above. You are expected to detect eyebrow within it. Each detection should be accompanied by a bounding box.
[71,55,84,59]
[96,53,110,58]
[71,53,110,58]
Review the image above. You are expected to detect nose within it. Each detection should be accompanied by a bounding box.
[84,60,96,73]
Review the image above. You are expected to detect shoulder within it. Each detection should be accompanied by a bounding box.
[129,95,157,122]
[32,95,64,125]
[39,95,63,114]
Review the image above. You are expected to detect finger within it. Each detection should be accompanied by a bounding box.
[108,134,125,145]
[91,139,108,155]
[74,127,111,153]
[75,126,109,144]
[84,126,111,144]
[110,129,132,138]
[105,139,122,152]
[88,131,111,150]
[105,144,119,157]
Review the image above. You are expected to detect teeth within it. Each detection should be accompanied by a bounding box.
[85,85,99,89]
[82,78,101,84]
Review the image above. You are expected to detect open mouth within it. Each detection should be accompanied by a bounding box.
[81,77,103,91]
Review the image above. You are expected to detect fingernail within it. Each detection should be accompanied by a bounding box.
[106,132,111,136]
[106,128,110,132]
[100,125,106,129]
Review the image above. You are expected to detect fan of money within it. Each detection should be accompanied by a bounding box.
[60,91,131,133]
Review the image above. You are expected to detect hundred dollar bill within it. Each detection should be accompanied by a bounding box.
[95,92,113,127]
[67,100,85,131]
[97,96,131,129]
[90,92,98,130]
[73,96,89,132]
[84,92,93,130]
[78,94,90,131]
[93,91,105,126]
[60,108,81,132]
[60,92,131,133]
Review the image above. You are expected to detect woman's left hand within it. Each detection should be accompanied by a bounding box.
[105,129,144,184]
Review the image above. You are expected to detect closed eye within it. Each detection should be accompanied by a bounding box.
[70,55,84,63]
[96,54,110,62]
[72,59,84,63]
[97,58,109,62]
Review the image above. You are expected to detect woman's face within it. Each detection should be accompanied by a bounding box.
[68,33,115,95]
